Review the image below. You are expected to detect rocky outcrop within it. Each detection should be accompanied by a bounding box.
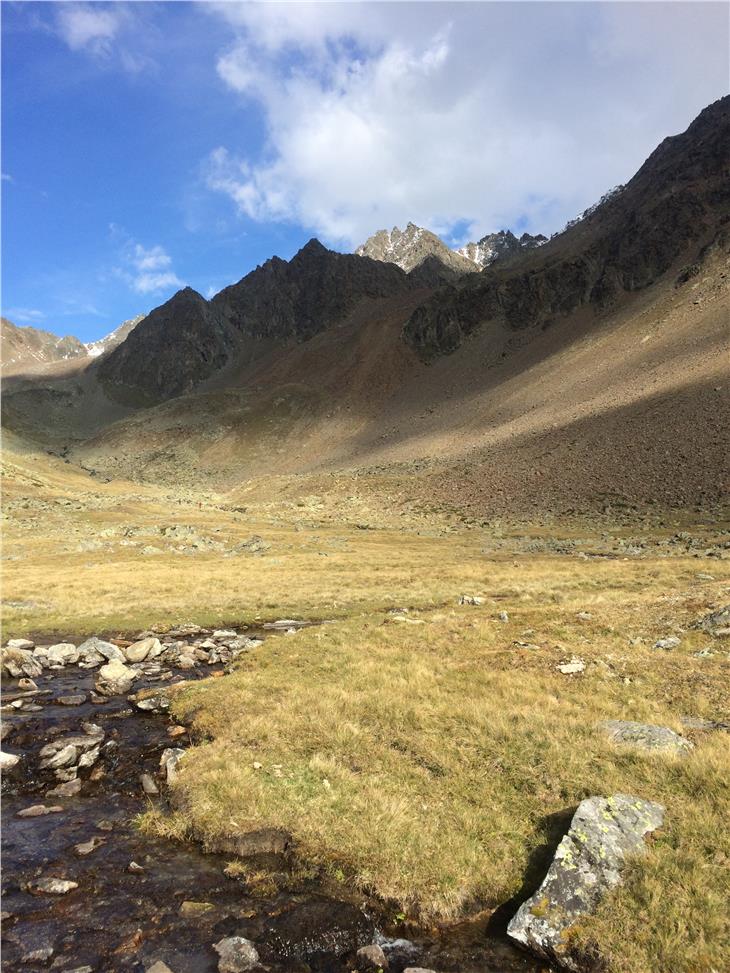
[356,222,476,275]
[1,318,87,374]
[507,794,664,970]
[98,242,410,404]
[456,230,547,268]
[600,720,693,756]
[404,95,730,359]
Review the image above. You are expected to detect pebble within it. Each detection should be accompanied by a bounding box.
[356,944,389,970]
[74,836,105,856]
[498,611,509,622]
[128,861,145,873]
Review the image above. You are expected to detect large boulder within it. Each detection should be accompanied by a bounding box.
[213,937,259,973]
[124,637,163,663]
[95,660,138,696]
[1,648,43,680]
[507,794,664,970]
[78,637,126,664]
[42,643,80,667]
[600,720,693,756]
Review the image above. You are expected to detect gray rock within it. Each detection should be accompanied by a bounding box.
[1,647,43,679]
[458,595,484,606]
[44,643,81,666]
[7,638,34,650]
[600,720,693,755]
[124,636,163,663]
[147,963,175,973]
[160,747,186,783]
[58,694,86,706]
[29,877,79,895]
[74,836,105,856]
[507,794,664,970]
[17,804,64,817]
[78,637,125,663]
[356,944,389,970]
[47,778,82,798]
[692,604,730,633]
[680,715,730,732]
[41,744,79,770]
[141,773,160,795]
[373,935,420,965]
[0,750,20,770]
[557,658,585,674]
[654,636,681,650]
[23,946,55,963]
[213,936,259,972]
[498,611,509,622]
[132,690,171,713]
[128,860,145,873]
[77,746,101,769]
[95,659,138,695]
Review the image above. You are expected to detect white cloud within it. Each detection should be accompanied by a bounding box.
[1,172,14,183]
[111,228,184,296]
[5,307,46,324]
[55,3,124,56]
[204,2,730,247]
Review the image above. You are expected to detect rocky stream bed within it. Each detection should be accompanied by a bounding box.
[0,626,542,973]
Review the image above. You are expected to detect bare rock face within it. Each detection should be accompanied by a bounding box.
[507,794,664,970]
[356,222,476,275]
[213,936,259,973]
[600,720,693,756]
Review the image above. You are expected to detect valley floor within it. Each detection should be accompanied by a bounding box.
[2,446,729,972]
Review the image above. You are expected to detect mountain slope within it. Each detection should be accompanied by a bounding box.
[84,314,146,358]
[1,318,87,374]
[405,95,730,359]
[456,229,547,268]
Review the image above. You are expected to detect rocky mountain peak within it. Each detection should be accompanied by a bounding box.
[355,223,476,275]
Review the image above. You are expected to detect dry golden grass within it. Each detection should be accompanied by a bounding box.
[4,445,729,972]
[141,559,730,973]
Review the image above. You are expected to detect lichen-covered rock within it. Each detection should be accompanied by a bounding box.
[507,794,664,970]
[600,720,693,756]
[213,936,259,972]
[1,648,43,680]
[692,604,730,635]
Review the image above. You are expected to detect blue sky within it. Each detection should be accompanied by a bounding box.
[2,2,728,342]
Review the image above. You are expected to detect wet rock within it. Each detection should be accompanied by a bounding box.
[44,643,81,666]
[124,636,163,663]
[18,677,38,690]
[95,659,138,696]
[160,748,186,783]
[17,804,64,817]
[41,744,78,770]
[356,944,389,970]
[29,877,79,895]
[147,963,175,973]
[212,630,237,640]
[1,648,43,679]
[140,773,159,795]
[128,861,145,874]
[213,936,259,973]
[53,767,79,783]
[576,611,592,621]
[74,836,105,856]
[22,945,54,964]
[600,720,693,755]
[403,969,437,973]
[47,778,82,798]
[78,637,126,664]
[179,900,215,918]
[202,828,289,857]
[507,794,664,970]
[7,638,34,650]
[374,935,420,965]
[58,694,86,706]
[96,819,115,831]
[77,745,101,769]
[654,636,681,650]
[131,689,171,713]
[556,658,585,674]
[458,595,484,605]
[0,750,20,770]
[167,725,187,739]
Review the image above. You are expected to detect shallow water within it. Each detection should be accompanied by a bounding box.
[1,642,542,973]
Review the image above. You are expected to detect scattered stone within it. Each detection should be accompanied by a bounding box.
[212,630,237,639]
[458,595,484,606]
[40,744,78,770]
[681,715,730,732]
[1,648,43,679]
[575,611,592,620]
[600,720,693,756]
[0,750,20,770]
[74,836,105,856]
[47,778,82,798]
[78,637,126,663]
[557,658,586,674]
[356,944,389,970]
[124,636,163,663]
[18,677,38,690]
[95,659,137,696]
[507,794,664,970]
[58,694,86,706]
[692,604,730,633]
[23,946,55,963]
[263,619,309,630]
[213,936,259,973]
[694,647,716,658]
[17,804,64,818]
[128,861,145,874]
[77,746,101,769]
[131,689,171,713]
[140,773,159,795]
[179,900,215,918]
[147,963,175,973]
[44,643,81,666]
[167,725,186,738]
[7,638,34,650]
[374,935,420,965]
[498,611,509,622]
[29,877,79,895]
[159,748,185,783]
[96,819,115,831]
[654,636,681,650]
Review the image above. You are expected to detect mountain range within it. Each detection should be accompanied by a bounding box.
[2,95,728,517]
